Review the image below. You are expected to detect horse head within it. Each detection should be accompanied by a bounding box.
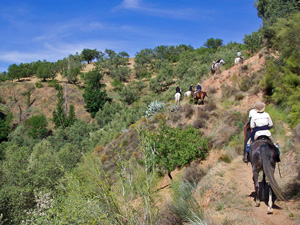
[219,59,225,64]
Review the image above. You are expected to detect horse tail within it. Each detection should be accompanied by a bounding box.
[261,143,286,201]
[205,92,208,97]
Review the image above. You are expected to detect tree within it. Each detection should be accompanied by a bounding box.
[0,145,33,223]
[0,112,12,143]
[95,101,122,127]
[255,0,300,45]
[141,126,209,179]
[134,48,154,78]
[149,64,174,93]
[67,105,76,127]
[119,86,139,105]
[204,38,223,50]
[52,86,76,129]
[261,12,300,127]
[62,54,82,84]
[24,114,49,139]
[243,31,263,53]
[82,69,107,118]
[36,61,52,82]
[7,64,23,81]
[154,45,168,60]
[81,48,100,64]
[99,50,131,82]
[271,12,300,63]
[52,86,67,128]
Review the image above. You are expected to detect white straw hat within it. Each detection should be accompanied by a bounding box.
[254,101,265,113]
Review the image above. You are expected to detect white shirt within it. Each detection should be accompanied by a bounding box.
[248,109,257,119]
[237,51,241,57]
[250,111,273,137]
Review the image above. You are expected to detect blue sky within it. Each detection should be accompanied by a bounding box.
[0,0,262,72]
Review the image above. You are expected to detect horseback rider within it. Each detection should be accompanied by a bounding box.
[211,58,216,70]
[189,84,194,91]
[193,83,202,98]
[243,106,257,162]
[175,84,182,95]
[246,101,280,162]
[237,50,244,62]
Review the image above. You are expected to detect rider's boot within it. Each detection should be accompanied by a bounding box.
[244,143,251,163]
[243,152,248,163]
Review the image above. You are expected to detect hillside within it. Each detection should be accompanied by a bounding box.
[148,50,300,225]
[1,50,299,225]
[92,50,300,224]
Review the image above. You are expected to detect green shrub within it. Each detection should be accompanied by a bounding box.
[95,101,122,127]
[235,94,244,101]
[35,82,43,88]
[24,114,48,139]
[218,154,231,163]
[141,125,209,175]
[0,112,12,142]
[111,78,125,91]
[48,79,60,90]
[119,86,139,105]
[239,78,250,92]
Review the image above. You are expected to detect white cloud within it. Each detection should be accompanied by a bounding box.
[121,0,141,9]
[0,51,42,64]
[117,0,198,19]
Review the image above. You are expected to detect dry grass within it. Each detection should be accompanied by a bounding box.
[0,79,92,127]
[157,206,182,225]
[182,162,207,184]
[94,145,104,155]
[168,112,181,123]
[100,152,109,163]
[178,104,194,119]
[192,118,206,129]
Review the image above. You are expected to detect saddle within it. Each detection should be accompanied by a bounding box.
[256,135,270,141]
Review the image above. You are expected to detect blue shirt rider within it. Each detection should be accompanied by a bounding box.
[194,83,202,98]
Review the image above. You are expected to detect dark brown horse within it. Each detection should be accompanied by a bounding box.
[193,91,208,105]
[249,136,286,214]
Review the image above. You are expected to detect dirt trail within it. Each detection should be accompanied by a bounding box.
[197,155,296,225]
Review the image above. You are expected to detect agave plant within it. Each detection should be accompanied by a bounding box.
[145,101,165,118]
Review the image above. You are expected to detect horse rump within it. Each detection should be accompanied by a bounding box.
[260,143,286,201]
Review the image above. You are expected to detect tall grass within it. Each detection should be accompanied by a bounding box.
[166,180,206,224]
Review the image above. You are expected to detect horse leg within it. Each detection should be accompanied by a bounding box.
[261,172,266,200]
[267,185,273,214]
[253,171,260,207]
[267,165,275,214]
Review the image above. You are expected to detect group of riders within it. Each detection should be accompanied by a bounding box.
[175,83,202,99]
[211,50,243,71]
[175,51,280,164]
